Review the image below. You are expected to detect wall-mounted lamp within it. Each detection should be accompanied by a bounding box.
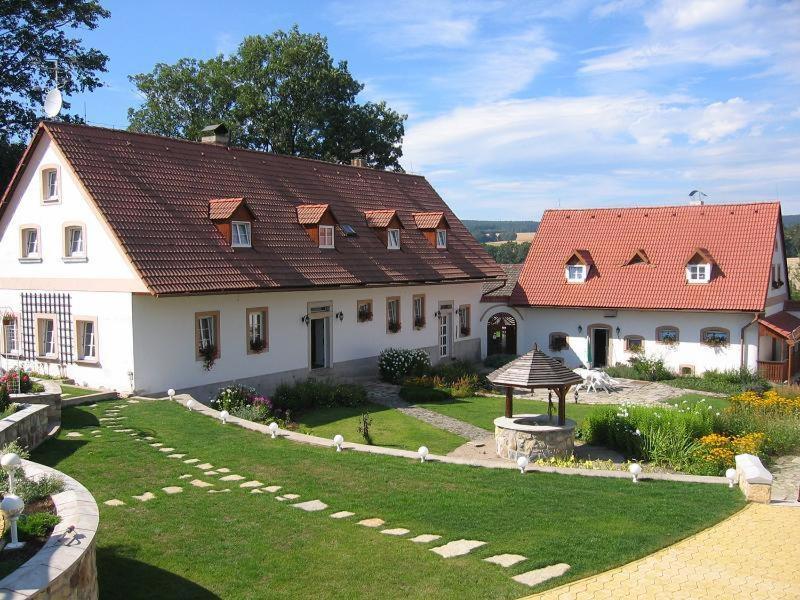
[616,326,621,337]
[335,311,344,322]
[301,314,310,325]
[434,310,441,318]
[577,325,583,334]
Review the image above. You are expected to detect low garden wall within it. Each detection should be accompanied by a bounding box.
[0,404,50,449]
[0,460,99,599]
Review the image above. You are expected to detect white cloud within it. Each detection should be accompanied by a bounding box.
[645,0,747,31]
[591,0,646,19]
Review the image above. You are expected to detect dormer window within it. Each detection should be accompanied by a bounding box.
[42,167,59,203]
[436,229,447,249]
[388,228,400,250]
[566,265,586,282]
[686,263,710,283]
[413,212,450,249]
[564,249,593,283]
[319,225,335,249]
[231,221,251,247]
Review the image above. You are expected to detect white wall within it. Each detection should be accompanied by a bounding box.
[481,306,759,374]
[132,282,484,394]
[765,224,789,316]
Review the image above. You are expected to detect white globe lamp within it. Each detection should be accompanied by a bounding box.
[220,410,229,424]
[517,455,529,474]
[167,388,176,400]
[1,452,22,493]
[725,468,738,488]
[269,422,279,439]
[333,434,344,452]
[1,494,25,549]
[418,446,429,463]
[629,462,642,483]
[186,398,196,412]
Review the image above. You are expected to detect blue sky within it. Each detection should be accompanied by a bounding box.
[69,0,800,219]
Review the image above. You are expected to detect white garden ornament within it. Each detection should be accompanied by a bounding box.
[220,410,229,424]
[517,455,529,474]
[629,462,642,483]
[418,446,429,463]
[1,494,25,550]
[1,452,21,493]
[167,388,176,400]
[725,468,738,488]
[333,434,344,452]
[269,422,279,439]
[186,398,196,412]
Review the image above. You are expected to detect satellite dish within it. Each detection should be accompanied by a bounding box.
[43,87,62,118]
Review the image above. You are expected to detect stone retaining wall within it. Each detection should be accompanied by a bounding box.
[0,404,50,449]
[0,460,99,599]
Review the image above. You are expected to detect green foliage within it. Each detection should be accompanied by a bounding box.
[714,404,800,457]
[666,368,769,395]
[398,383,451,404]
[356,412,373,445]
[272,379,366,414]
[463,220,538,243]
[606,354,673,381]
[378,348,431,383]
[0,441,65,502]
[482,241,531,264]
[483,354,516,369]
[16,512,60,540]
[128,26,406,170]
[229,404,272,423]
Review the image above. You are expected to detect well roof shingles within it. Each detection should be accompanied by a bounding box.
[511,202,781,312]
[31,122,503,295]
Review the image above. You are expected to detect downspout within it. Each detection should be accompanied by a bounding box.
[740,312,760,370]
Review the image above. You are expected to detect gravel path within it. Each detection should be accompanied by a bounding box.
[364,382,489,441]
[769,454,800,502]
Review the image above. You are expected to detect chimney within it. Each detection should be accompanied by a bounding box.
[688,190,707,206]
[200,123,230,146]
[350,148,367,168]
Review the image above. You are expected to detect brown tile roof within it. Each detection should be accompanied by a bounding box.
[482,264,522,299]
[511,202,782,312]
[364,209,398,228]
[759,312,800,341]
[209,197,247,220]
[413,211,447,229]
[6,122,502,295]
[296,204,331,225]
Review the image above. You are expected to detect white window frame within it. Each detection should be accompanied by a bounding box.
[42,167,60,203]
[64,224,86,259]
[195,311,220,361]
[319,225,335,249]
[199,316,215,349]
[387,228,400,250]
[3,318,18,355]
[686,263,710,283]
[436,229,447,249]
[20,226,41,260]
[36,316,58,359]
[75,318,98,362]
[458,304,471,337]
[386,297,400,333]
[231,221,252,248]
[565,264,586,282]
[246,307,268,354]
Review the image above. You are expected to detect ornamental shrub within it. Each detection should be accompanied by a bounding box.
[211,384,258,412]
[17,512,61,540]
[272,379,366,413]
[378,348,430,384]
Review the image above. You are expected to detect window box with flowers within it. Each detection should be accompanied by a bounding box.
[2,313,14,326]
[388,321,401,333]
[357,300,373,323]
[414,316,426,329]
[701,328,730,348]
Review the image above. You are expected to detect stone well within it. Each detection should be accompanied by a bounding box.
[494,414,576,461]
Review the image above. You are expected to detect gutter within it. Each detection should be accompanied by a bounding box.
[740,312,761,370]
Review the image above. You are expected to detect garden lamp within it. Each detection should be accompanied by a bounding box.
[418,446,429,463]
[1,494,25,550]
[629,462,642,483]
[167,388,175,400]
[725,468,738,488]
[269,422,279,439]
[333,434,344,452]
[186,398,196,412]
[220,410,229,424]
[517,455,529,474]
[1,452,22,494]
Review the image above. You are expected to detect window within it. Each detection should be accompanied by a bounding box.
[413,295,425,329]
[75,319,98,362]
[772,264,784,288]
[64,225,85,259]
[386,297,400,333]
[357,299,373,323]
[624,336,644,352]
[686,263,710,283]
[231,221,252,247]
[566,264,586,282]
[20,227,40,259]
[387,228,400,250]
[42,168,59,203]
[458,304,471,337]
[36,317,57,358]
[195,311,220,360]
[655,326,679,344]
[701,327,730,347]
[549,332,568,352]
[319,225,335,249]
[3,318,18,355]
[246,307,268,354]
[436,229,447,249]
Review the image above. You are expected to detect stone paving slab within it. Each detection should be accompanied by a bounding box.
[162,486,183,495]
[190,479,213,488]
[513,563,570,587]
[159,447,176,452]
[409,534,441,543]
[149,443,163,447]
[66,432,83,437]
[178,474,192,479]
[183,458,200,464]
[380,528,410,536]
[357,518,385,528]
[484,554,527,568]
[240,480,264,488]
[282,493,300,499]
[132,492,156,502]
[330,511,355,519]
[168,454,186,459]
[204,470,218,476]
[103,499,124,506]
[196,463,214,470]
[251,489,263,494]
[208,489,231,494]
[523,503,800,599]
[263,485,282,493]
[220,474,245,482]
[217,467,231,473]
[430,539,486,558]
[292,500,328,512]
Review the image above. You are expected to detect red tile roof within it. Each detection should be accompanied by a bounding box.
[4,122,502,295]
[209,197,247,220]
[511,202,782,312]
[759,312,800,341]
[296,204,331,225]
[413,211,447,229]
[364,209,398,228]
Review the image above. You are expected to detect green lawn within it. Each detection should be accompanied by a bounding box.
[406,394,607,432]
[295,402,466,455]
[664,393,732,413]
[58,384,102,398]
[30,400,744,599]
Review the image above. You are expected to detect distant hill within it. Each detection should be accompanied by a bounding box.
[463,220,538,243]
[783,214,800,227]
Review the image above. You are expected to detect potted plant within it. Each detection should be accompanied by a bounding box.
[249,336,265,353]
[357,309,372,323]
[414,316,426,329]
[199,343,217,371]
[1,312,13,325]
[388,321,401,333]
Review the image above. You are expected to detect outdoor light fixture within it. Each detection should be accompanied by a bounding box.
[574,388,579,403]
[301,314,310,325]
[516,455,529,474]
[335,311,344,321]
[577,325,583,334]
[186,398,196,412]
[269,422,279,439]
[726,468,738,488]
[333,434,344,452]
[1,453,22,493]
[629,462,642,483]
[167,388,176,400]
[616,326,621,337]
[434,310,441,318]
[220,410,230,424]
[1,494,25,550]
[418,446,429,463]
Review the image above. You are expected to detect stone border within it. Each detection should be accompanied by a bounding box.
[60,391,118,408]
[0,459,99,599]
[172,395,727,485]
[0,405,51,450]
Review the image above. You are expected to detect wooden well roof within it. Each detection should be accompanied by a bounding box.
[487,346,584,389]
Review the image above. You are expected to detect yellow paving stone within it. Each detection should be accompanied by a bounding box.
[522,503,800,600]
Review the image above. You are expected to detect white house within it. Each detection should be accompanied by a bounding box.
[0,122,502,398]
[480,201,800,383]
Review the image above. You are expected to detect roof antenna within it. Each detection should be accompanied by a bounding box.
[43,59,63,119]
[688,190,707,206]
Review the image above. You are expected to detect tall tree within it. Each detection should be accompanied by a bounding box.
[0,1,109,189]
[128,27,406,170]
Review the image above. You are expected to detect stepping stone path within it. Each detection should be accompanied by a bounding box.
[183,459,200,464]
[263,485,281,493]
[240,480,264,488]
[410,534,441,543]
[150,443,164,447]
[220,474,245,482]
[204,471,218,476]
[217,468,231,473]
[144,436,155,441]
[104,499,125,506]
[292,500,328,512]
[159,447,175,452]
[430,540,486,558]
[162,486,183,495]
[330,511,355,519]
[208,489,231,494]
[116,429,133,433]
[179,474,192,479]
[251,489,264,494]
[485,554,526,568]
[196,463,214,470]
[91,430,101,434]
[168,454,186,459]
[512,564,570,587]
[381,528,410,536]
[358,518,385,528]
[66,432,83,437]
[190,479,214,488]
[133,492,156,502]
[281,493,299,500]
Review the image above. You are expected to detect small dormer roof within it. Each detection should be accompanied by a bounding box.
[296,203,334,225]
[625,249,650,266]
[565,249,594,266]
[201,123,229,135]
[412,211,449,230]
[208,197,255,221]
[686,247,716,265]
[364,209,402,228]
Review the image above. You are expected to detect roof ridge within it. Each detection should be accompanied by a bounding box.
[542,201,780,215]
